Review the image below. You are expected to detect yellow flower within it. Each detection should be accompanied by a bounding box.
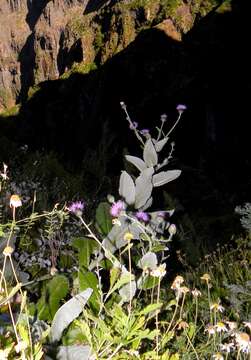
[171,275,184,290]
[10,194,22,208]
[210,302,225,313]
[3,246,14,256]
[215,322,228,333]
[235,332,251,353]
[124,232,134,242]
[177,320,189,330]
[212,353,224,360]
[200,273,211,283]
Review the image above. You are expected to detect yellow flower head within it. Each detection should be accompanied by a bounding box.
[3,246,14,257]
[200,273,211,283]
[124,232,134,242]
[10,194,22,208]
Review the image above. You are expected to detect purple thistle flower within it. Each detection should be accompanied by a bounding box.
[110,200,125,217]
[161,114,167,122]
[176,104,187,114]
[68,201,85,216]
[140,129,150,136]
[136,211,149,222]
[129,122,138,130]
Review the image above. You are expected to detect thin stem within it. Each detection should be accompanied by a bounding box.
[165,113,182,138]
[166,294,180,333]
[128,240,132,316]
[156,277,161,357]
[185,332,199,360]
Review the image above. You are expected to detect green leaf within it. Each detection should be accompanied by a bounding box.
[95,202,112,236]
[51,288,93,342]
[143,139,158,167]
[119,171,135,205]
[125,155,147,172]
[72,237,98,269]
[37,275,69,321]
[110,267,121,290]
[153,170,181,187]
[79,271,100,312]
[135,167,154,209]
[109,271,135,296]
[137,275,158,290]
[161,330,175,348]
[57,345,94,360]
[138,303,163,316]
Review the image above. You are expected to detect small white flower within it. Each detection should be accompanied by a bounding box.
[243,322,251,331]
[205,324,216,335]
[220,342,235,353]
[210,302,225,313]
[151,263,166,278]
[215,322,228,333]
[192,288,202,298]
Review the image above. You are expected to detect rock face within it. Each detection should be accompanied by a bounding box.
[0,0,91,110]
[0,0,201,112]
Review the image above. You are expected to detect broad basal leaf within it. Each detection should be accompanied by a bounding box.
[153,170,181,187]
[125,155,147,172]
[143,139,158,167]
[135,167,154,209]
[51,288,93,342]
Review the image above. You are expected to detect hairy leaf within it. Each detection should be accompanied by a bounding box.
[153,170,181,187]
[119,171,135,205]
[51,288,93,342]
[154,137,168,152]
[57,345,94,360]
[135,167,154,209]
[137,252,158,270]
[125,155,147,172]
[143,139,158,167]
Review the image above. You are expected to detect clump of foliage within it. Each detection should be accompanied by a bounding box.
[0,103,251,360]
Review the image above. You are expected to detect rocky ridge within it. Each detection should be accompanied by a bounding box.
[0,0,216,112]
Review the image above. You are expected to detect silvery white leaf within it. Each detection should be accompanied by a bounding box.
[153,170,181,187]
[140,196,153,211]
[135,167,154,209]
[138,252,158,270]
[154,137,168,152]
[51,289,93,342]
[125,155,147,172]
[119,279,137,303]
[119,171,135,205]
[57,345,95,360]
[143,139,158,167]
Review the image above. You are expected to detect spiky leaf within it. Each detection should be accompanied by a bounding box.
[125,155,147,172]
[51,289,93,342]
[143,139,158,167]
[135,167,154,209]
[153,170,181,187]
[119,171,135,205]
